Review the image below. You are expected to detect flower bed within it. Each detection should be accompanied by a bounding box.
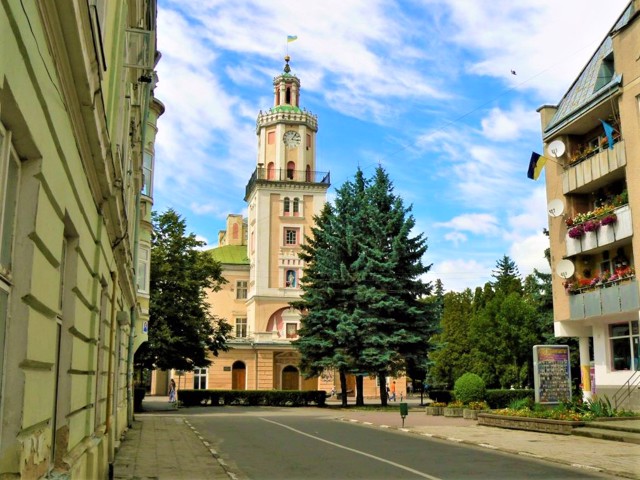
[477,413,585,435]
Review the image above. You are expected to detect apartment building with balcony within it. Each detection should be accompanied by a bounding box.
[0,1,162,477]
[538,0,640,409]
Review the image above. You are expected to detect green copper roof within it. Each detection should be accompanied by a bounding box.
[207,245,249,265]
[544,3,634,132]
[271,105,302,113]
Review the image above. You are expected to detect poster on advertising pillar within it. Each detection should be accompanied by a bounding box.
[533,345,571,404]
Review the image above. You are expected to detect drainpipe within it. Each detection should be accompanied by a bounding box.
[105,270,117,461]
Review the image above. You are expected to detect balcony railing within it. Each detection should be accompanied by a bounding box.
[245,167,330,199]
[227,331,298,344]
[569,279,639,320]
[562,140,625,194]
[566,205,632,256]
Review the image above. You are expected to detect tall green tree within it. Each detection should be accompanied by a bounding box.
[491,254,522,295]
[136,209,231,371]
[429,290,474,387]
[348,167,433,405]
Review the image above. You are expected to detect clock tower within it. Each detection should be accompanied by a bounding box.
[244,56,329,362]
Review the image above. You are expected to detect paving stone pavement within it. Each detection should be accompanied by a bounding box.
[113,396,640,479]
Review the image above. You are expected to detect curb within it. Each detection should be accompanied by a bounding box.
[338,418,639,480]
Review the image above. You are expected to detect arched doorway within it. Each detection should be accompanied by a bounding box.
[282,365,299,390]
[232,361,246,390]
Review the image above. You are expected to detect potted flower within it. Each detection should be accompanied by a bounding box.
[600,214,617,226]
[582,219,600,232]
[425,402,446,416]
[568,224,585,239]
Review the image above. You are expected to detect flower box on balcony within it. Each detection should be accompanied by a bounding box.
[597,224,615,244]
[566,237,581,256]
[613,205,632,240]
[581,231,597,251]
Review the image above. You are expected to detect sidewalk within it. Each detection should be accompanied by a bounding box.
[113,396,640,479]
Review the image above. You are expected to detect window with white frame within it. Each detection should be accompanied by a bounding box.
[142,151,153,196]
[292,198,300,216]
[236,280,247,299]
[193,367,208,389]
[137,244,150,294]
[235,317,247,338]
[610,321,639,371]
[283,197,290,216]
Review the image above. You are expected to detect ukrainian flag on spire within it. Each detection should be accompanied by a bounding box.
[287,35,298,43]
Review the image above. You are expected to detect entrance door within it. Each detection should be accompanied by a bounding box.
[232,361,246,390]
[281,365,299,390]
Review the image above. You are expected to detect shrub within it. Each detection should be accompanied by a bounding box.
[467,401,489,410]
[177,389,327,407]
[453,373,486,404]
[428,390,453,404]
[485,389,534,408]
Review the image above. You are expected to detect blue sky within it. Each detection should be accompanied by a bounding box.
[153,0,629,292]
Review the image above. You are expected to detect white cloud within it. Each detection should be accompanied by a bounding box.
[436,213,501,236]
[444,231,467,245]
[480,105,539,141]
[509,233,551,275]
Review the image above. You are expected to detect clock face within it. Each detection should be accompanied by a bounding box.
[283,130,302,148]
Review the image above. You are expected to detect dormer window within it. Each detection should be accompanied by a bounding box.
[594,53,614,92]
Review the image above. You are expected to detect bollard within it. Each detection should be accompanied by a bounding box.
[399,402,408,427]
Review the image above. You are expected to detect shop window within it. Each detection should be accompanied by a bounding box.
[610,321,639,371]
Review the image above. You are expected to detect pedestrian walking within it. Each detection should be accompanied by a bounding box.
[168,379,176,404]
[407,381,413,396]
[390,381,397,401]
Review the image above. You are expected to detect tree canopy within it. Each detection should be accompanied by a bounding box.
[293,166,435,405]
[136,209,231,371]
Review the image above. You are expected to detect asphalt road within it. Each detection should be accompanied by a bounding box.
[187,409,613,480]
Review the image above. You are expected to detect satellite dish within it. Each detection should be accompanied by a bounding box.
[556,259,575,279]
[548,139,566,158]
[547,198,565,217]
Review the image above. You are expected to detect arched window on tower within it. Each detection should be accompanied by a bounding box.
[267,162,275,180]
[292,198,299,217]
[285,87,291,104]
[287,161,295,180]
[305,165,311,182]
[283,197,290,216]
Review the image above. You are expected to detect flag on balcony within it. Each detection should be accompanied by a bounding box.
[600,120,615,150]
[527,152,547,180]
[287,35,298,43]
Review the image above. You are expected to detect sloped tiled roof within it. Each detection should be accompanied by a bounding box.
[544,2,635,133]
[207,245,249,265]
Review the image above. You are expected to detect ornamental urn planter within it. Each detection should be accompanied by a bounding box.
[425,406,443,416]
[443,407,464,417]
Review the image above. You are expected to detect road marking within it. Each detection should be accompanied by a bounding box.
[420,433,434,437]
[446,437,463,442]
[571,464,602,471]
[260,417,443,480]
[379,425,390,428]
[362,422,373,425]
[479,443,497,449]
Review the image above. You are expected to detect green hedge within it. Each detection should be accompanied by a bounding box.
[427,389,453,404]
[177,389,327,407]
[485,389,535,408]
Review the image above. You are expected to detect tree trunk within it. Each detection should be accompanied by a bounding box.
[340,369,348,407]
[355,375,364,406]
[378,372,388,407]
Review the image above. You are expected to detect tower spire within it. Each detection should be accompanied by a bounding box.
[284,55,291,73]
